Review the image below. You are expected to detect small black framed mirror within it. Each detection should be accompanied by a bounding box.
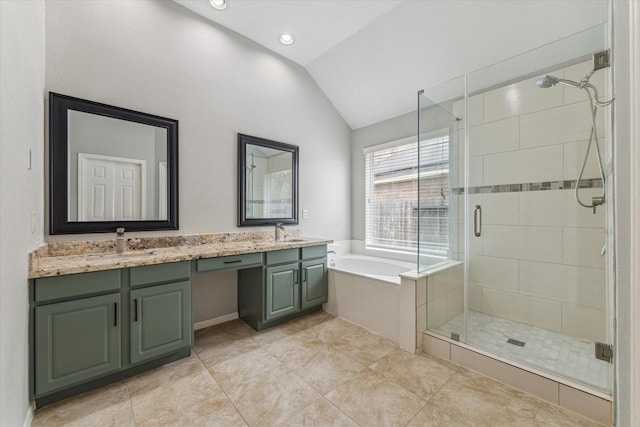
[49,92,179,234]
[238,133,298,226]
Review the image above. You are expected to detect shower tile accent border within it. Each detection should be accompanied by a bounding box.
[451,178,603,195]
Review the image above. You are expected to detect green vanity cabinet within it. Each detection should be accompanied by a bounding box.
[34,292,121,395]
[238,245,328,330]
[128,261,192,365]
[265,263,300,320]
[301,258,328,309]
[31,243,330,406]
[130,280,191,364]
[33,270,122,397]
[31,262,192,407]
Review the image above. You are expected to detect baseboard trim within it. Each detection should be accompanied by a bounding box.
[194,312,239,331]
[24,402,35,427]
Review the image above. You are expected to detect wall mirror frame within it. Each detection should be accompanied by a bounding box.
[49,92,179,234]
[238,133,298,227]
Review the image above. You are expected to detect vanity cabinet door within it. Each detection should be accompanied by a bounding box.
[301,259,328,310]
[265,263,300,321]
[34,293,121,395]
[130,281,191,364]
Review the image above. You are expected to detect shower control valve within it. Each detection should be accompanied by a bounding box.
[591,196,605,214]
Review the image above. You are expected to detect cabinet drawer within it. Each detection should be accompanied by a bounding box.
[35,270,121,303]
[265,248,299,265]
[196,252,263,272]
[301,245,327,260]
[130,261,191,288]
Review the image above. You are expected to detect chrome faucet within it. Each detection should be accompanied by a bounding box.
[275,223,287,242]
[116,227,126,254]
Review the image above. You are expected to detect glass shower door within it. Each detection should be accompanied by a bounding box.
[461,25,613,393]
[421,24,613,395]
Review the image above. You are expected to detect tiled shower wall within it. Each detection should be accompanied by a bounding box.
[449,60,607,343]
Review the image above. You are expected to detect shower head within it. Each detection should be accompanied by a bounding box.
[536,75,559,88]
[536,75,582,89]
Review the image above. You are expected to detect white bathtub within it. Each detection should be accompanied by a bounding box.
[328,254,415,285]
[325,253,446,347]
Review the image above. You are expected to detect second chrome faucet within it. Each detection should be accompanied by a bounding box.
[274,223,287,242]
[116,227,126,254]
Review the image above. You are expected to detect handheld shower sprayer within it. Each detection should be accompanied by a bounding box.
[536,75,582,89]
[535,53,614,214]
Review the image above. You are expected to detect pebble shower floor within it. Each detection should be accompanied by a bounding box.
[433,310,610,392]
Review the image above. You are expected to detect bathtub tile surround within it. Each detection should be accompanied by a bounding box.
[424,262,464,333]
[447,59,607,345]
[325,252,458,353]
[32,312,603,426]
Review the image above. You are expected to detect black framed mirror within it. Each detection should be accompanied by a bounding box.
[49,92,179,234]
[238,133,298,226]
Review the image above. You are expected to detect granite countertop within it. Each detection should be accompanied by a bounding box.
[29,231,332,279]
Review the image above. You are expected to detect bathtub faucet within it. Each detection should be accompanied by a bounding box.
[275,223,287,242]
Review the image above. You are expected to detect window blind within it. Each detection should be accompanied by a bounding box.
[365,134,449,254]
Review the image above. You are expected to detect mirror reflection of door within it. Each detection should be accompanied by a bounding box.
[78,153,146,221]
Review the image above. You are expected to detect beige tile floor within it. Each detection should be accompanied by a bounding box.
[33,311,603,426]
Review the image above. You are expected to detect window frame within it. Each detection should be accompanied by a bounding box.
[364,130,450,257]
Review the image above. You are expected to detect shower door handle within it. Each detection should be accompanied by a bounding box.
[474,205,482,237]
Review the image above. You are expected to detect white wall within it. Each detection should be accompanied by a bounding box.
[631,2,640,423]
[45,0,351,242]
[44,0,351,329]
[0,1,45,425]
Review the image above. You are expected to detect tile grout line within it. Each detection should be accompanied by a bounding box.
[122,381,140,427]
[276,317,361,425]
[259,317,369,426]
[195,347,252,427]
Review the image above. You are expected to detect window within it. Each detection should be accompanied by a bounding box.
[365,132,449,255]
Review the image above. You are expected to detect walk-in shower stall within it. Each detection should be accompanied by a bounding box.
[418,23,614,398]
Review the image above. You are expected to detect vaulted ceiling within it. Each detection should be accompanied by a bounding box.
[174,0,608,130]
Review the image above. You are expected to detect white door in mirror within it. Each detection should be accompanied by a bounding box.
[78,153,146,221]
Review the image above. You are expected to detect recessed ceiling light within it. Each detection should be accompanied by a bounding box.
[209,0,227,10]
[278,33,294,46]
